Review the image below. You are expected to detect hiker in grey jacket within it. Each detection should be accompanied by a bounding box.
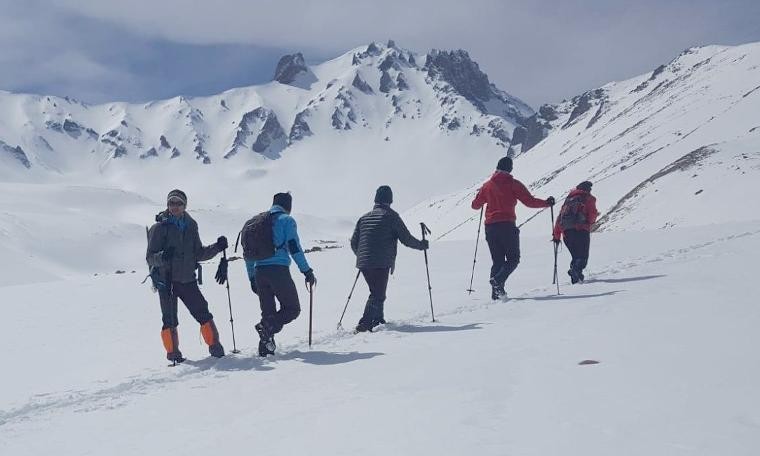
[146,189,228,363]
[350,185,428,332]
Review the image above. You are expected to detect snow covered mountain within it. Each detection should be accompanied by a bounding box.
[408,41,760,237]
[0,40,531,178]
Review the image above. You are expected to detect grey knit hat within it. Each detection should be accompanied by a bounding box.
[167,189,187,205]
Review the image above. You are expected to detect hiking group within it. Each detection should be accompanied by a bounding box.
[146,156,598,363]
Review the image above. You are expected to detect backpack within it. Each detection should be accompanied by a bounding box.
[558,194,588,230]
[238,211,281,260]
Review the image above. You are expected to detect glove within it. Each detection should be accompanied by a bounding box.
[420,239,429,250]
[304,269,317,287]
[546,196,556,206]
[161,247,175,262]
[249,277,258,295]
[552,238,561,246]
[216,236,228,250]
[215,257,228,285]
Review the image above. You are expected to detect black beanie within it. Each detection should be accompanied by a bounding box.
[577,181,593,192]
[273,192,292,212]
[167,189,187,205]
[496,156,513,172]
[374,185,393,205]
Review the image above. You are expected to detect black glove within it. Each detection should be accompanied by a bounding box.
[546,196,556,206]
[215,257,228,285]
[250,277,258,295]
[161,247,175,261]
[420,239,429,250]
[216,236,228,250]
[552,238,561,246]
[304,269,317,287]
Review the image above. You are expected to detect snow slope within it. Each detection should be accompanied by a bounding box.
[408,42,760,238]
[1,221,759,455]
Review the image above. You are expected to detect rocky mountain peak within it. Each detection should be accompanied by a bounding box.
[273,52,308,84]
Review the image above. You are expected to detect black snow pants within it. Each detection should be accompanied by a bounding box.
[255,265,301,335]
[358,267,391,328]
[563,229,591,273]
[484,221,521,288]
[159,281,214,330]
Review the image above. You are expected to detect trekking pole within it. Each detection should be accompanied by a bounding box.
[337,270,361,329]
[308,283,314,347]
[222,250,240,354]
[420,223,436,322]
[467,208,484,294]
[550,207,560,296]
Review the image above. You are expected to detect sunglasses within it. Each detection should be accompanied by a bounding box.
[168,200,185,207]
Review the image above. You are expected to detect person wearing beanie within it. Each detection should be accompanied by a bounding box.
[350,185,429,332]
[472,157,556,300]
[146,189,228,363]
[242,192,316,356]
[552,181,599,284]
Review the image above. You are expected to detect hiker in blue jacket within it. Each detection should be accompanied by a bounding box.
[242,192,316,356]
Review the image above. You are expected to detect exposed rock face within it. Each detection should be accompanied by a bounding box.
[396,72,409,90]
[563,89,605,128]
[226,107,286,158]
[273,53,308,84]
[424,49,494,112]
[139,147,158,159]
[352,74,374,94]
[289,110,313,142]
[1,140,31,168]
[379,71,396,93]
[159,135,171,149]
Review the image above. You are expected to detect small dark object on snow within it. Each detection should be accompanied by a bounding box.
[115,270,126,274]
[578,359,600,365]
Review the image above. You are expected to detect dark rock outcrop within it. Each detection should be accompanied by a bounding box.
[379,71,396,93]
[289,110,313,142]
[274,53,308,84]
[1,140,31,168]
[352,74,374,94]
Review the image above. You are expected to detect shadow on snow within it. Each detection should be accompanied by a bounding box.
[583,274,666,284]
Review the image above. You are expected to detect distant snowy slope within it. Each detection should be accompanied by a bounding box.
[408,42,760,237]
[0,41,531,176]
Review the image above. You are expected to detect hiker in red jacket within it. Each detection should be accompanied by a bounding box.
[552,181,599,284]
[472,157,555,300]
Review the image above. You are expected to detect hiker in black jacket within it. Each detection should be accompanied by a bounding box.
[350,185,428,332]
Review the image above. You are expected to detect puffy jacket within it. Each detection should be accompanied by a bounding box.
[350,204,426,270]
[244,205,311,280]
[553,189,599,239]
[471,171,549,224]
[146,211,222,284]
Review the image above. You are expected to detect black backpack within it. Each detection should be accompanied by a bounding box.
[559,194,588,230]
[237,212,281,260]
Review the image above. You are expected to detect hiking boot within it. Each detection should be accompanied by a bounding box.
[258,338,276,357]
[255,322,270,341]
[355,321,374,333]
[208,343,225,358]
[491,285,506,300]
[578,271,585,283]
[568,269,580,284]
[167,350,186,363]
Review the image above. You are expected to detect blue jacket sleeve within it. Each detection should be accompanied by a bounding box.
[284,216,311,273]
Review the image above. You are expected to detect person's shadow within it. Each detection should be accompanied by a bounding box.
[382,323,483,333]
[511,290,621,301]
[184,350,384,371]
[583,274,666,284]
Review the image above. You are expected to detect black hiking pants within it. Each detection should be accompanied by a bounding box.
[159,281,213,330]
[358,267,391,328]
[485,221,521,288]
[255,265,301,335]
[563,229,590,273]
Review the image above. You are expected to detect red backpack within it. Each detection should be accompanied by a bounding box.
[558,194,588,230]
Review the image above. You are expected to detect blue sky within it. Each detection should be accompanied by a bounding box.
[2,0,759,107]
